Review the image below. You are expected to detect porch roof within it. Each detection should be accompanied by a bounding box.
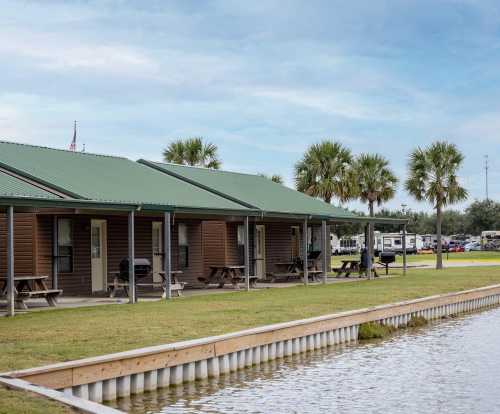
[0,141,253,214]
[0,170,60,200]
[138,160,361,220]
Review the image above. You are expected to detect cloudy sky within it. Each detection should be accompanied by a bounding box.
[1,0,498,212]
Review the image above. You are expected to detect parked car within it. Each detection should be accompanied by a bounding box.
[464,241,481,252]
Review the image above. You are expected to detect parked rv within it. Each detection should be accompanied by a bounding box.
[331,234,360,255]
[481,231,500,251]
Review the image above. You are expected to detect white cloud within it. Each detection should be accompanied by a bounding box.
[0,29,159,77]
[247,87,409,121]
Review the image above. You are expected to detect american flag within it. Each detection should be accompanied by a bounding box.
[69,121,77,151]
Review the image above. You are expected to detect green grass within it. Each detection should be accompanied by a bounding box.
[2,267,500,374]
[332,250,500,265]
[0,385,75,414]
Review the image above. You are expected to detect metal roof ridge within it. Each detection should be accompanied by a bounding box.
[138,159,260,210]
[0,139,129,160]
[142,159,269,179]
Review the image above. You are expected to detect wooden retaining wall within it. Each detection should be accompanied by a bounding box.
[5,284,500,404]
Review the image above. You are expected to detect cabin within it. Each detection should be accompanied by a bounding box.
[0,140,408,315]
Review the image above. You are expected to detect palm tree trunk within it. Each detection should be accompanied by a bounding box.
[436,203,443,270]
[368,201,375,280]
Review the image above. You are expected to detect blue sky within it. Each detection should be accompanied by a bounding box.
[1,0,498,213]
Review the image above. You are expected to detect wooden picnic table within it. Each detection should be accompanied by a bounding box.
[333,259,378,278]
[159,270,185,298]
[198,265,257,289]
[333,260,362,278]
[269,261,323,283]
[108,270,185,298]
[0,275,62,309]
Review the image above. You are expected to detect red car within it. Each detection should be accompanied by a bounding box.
[448,245,465,253]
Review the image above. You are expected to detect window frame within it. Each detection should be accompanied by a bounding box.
[178,223,189,269]
[57,218,74,273]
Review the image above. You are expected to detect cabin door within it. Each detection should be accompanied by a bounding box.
[152,222,163,283]
[91,219,107,292]
[255,225,266,279]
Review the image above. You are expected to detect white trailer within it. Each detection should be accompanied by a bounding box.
[481,230,500,250]
[331,234,361,255]
[379,232,422,254]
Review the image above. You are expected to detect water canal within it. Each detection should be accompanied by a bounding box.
[110,307,500,413]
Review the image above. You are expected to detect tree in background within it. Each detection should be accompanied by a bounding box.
[466,200,500,235]
[163,137,221,169]
[406,141,468,269]
[295,141,353,203]
[350,154,398,276]
[259,173,284,184]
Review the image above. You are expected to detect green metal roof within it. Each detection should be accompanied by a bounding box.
[0,141,251,212]
[139,160,360,219]
[0,170,60,200]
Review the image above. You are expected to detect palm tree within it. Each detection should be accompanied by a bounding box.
[351,154,398,277]
[259,173,284,184]
[406,141,468,269]
[294,141,353,203]
[163,137,221,169]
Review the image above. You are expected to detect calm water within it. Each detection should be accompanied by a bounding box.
[111,307,500,414]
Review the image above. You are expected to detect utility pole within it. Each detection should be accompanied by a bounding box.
[485,155,489,201]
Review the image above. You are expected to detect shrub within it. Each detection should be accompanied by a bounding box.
[358,322,395,340]
[406,316,428,328]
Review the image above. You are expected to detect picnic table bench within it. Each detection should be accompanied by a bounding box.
[108,270,185,298]
[268,261,323,282]
[198,265,258,289]
[333,260,379,278]
[0,275,62,309]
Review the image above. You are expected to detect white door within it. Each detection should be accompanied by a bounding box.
[255,225,266,279]
[152,222,163,283]
[91,219,107,292]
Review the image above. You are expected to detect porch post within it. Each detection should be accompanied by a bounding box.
[7,206,15,316]
[366,223,372,279]
[52,216,58,290]
[402,223,407,275]
[244,216,250,291]
[128,210,136,304]
[302,218,308,285]
[163,212,172,300]
[321,220,328,284]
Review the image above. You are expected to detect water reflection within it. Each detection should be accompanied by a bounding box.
[111,308,500,413]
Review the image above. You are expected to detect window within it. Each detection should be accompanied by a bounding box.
[178,223,189,268]
[237,224,245,265]
[57,218,73,273]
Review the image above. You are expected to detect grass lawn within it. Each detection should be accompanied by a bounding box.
[332,250,500,265]
[2,267,500,375]
[0,384,75,414]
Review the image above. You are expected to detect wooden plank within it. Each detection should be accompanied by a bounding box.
[72,343,215,386]
[21,369,73,390]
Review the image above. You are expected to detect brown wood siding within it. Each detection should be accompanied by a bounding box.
[0,213,37,278]
[202,221,226,279]
[36,216,53,286]
[264,222,294,273]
